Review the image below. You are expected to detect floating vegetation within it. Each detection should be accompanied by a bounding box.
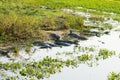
[4,76,17,80]
[0,56,78,79]
[98,49,115,59]
[108,72,120,80]
[77,54,93,62]
[65,52,73,55]
[0,46,118,80]
[65,59,77,67]
[29,78,36,80]
[0,62,21,71]
[74,46,95,52]
[56,46,95,57]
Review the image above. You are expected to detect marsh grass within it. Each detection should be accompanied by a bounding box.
[113,15,120,22]
[25,44,32,54]
[104,23,113,30]
[89,16,105,22]
[0,11,85,46]
[40,14,85,30]
[12,46,19,57]
[0,0,119,46]
[0,13,42,45]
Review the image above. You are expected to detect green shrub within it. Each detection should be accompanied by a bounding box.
[40,14,84,30]
[0,12,41,42]
[66,14,84,30]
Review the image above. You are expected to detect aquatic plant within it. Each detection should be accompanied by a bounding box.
[26,66,35,76]
[3,63,10,70]
[77,54,93,62]
[0,47,117,80]
[98,49,115,59]
[65,59,71,67]
[71,60,77,67]
[77,46,95,52]
[65,52,73,55]
[89,47,95,52]
[20,69,26,76]
[35,70,43,79]
[10,62,21,70]
[17,56,68,79]
[29,78,36,80]
[108,72,120,80]
[6,76,17,80]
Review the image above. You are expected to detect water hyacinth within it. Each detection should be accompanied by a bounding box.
[77,54,93,62]
[108,72,120,80]
[98,49,115,59]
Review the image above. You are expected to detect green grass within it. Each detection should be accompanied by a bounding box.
[0,0,85,45]
[0,0,120,46]
[1,0,120,13]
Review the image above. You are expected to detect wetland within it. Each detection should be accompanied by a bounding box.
[1,0,120,80]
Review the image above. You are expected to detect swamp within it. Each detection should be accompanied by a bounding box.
[1,0,120,80]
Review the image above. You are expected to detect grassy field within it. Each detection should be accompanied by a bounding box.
[0,0,120,46]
